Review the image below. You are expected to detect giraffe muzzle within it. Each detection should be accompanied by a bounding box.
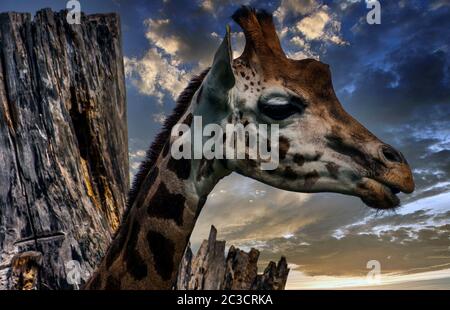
[356,144,415,209]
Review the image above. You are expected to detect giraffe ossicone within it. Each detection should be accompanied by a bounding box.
[85,6,415,290]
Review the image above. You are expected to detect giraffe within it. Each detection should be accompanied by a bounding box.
[84,7,414,290]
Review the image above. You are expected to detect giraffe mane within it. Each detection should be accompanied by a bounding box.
[126,68,211,210]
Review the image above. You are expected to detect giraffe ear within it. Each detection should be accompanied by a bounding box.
[204,25,235,102]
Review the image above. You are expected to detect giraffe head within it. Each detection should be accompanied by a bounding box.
[193,7,414,209]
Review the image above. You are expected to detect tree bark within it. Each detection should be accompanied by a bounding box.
[177,226,290,290]
[0,9,128,290]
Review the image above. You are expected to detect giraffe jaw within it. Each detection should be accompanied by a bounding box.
[358,177,402,210]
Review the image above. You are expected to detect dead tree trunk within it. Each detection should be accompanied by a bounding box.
[0,9,128,290]
[177,226,290,290]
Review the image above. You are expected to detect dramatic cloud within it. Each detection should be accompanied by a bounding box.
[128,143,147,180]
[218,193,450,278]
[430,0,450,10]
[274,0,318,24]
[200,0,249,16]
[125,0,349,101]
[124,48,188,103]
[272,0,347,60]
[152,112,167,124]
[294,6,345,45]
[123,1,225,102]
[191,174,313,247]
[144,18,181,55]
[191,173,371,250]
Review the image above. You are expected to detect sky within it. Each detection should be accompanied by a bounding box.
[2,0,449,289]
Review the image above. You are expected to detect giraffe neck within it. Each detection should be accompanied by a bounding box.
[85,110,229,290]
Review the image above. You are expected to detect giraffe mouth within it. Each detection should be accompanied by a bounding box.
[358,178,402,210]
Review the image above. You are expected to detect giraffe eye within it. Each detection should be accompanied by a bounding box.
[258,96,305,120]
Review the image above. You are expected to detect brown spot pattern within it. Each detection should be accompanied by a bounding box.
[283,167,297,180]
[326,162,340,179]
[147,182,186,226]
[304,170,320,189]
[147,230,175,281]
[279,136,290,160]
[293,154,305,166]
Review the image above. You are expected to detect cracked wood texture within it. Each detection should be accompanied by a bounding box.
[0,9,128,290]
[177,226,290,290]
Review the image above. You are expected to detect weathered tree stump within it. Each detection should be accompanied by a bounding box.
[177,226,290,290]
[0,9,128,290]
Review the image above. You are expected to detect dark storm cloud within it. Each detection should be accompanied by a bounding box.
[322,1,450,116]
[332,4,449,114]
[342,49,450,125]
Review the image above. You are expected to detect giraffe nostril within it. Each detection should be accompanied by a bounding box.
[381,145,405,164]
